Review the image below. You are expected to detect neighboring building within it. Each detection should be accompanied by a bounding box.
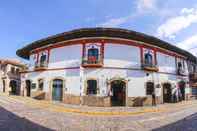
[0,59,26,95]
[17,28,197,107]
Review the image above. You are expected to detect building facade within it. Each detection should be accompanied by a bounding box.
[17,28,197,107]
[0,59,25,95]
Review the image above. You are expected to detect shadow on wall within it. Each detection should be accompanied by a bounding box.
[152,113,197,131]
[0,106,54,131]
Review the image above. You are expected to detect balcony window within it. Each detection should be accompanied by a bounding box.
[11,67,15,74]
[87,80,97,95]
[142,49,158,72]
[40,54,47,67]
[144,52,153,66]
[82,43,103,67]
[177,60,185,75]
[87,48,99,64]
[34,51,49,70]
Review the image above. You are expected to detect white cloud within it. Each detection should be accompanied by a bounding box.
[157,7,197,39]
[99,16,130,27]
[177,34,197,56]
[137,0,156,12]
[98,0,157,27]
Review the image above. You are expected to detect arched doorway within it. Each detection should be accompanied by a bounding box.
[163,83,172,103]
[3,80,5,93]
[10,80,17,95]
[110,80,126,106]
[179,81,186,101]
[52,79,63,101]
[26,80,31,97]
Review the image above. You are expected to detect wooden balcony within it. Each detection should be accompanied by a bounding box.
[141,63,159,72]
[82,55,103,68]
[34,61,48,71]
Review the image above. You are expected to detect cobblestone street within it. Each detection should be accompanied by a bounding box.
[1,93,197,131]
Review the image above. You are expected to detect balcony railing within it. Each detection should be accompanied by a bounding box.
[82,54,103,67]
[177,68,186,76]
[141,63,159,72]
[34,61,48,71]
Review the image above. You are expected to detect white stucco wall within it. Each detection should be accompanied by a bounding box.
[104,44,141,68]
[157,52,176,73]
[49,45,82,68]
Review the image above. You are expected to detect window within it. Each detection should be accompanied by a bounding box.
[144,52,153,66]
[38,79,44,91]
[87,80,97,95]
[88,48,99,63]
[16,68,20,75]
[178,62,182,69]
[146,82,154,95]
[11,67,15,74]
[40,54,47,66]
[31,83,37,89]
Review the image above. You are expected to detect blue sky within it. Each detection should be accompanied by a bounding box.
[0,0,197,60]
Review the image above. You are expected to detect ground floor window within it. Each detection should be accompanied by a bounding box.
[38,79,44,91]
[87,80,97,95]
[146,82,154,95]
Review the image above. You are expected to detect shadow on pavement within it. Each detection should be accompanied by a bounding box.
[152,113,197,131]
[0,106,54,131]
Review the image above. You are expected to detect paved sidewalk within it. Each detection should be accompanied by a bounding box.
[1,93,197,131]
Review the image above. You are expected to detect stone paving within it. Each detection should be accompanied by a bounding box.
[0,93,197,131]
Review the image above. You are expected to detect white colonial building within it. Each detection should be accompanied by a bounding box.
[0,59,25,95]
[17,28,197,106]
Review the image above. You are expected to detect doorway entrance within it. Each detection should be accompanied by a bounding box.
[163,83,172,103]
[52,79,63,101]
[26,80,31,97]
[10,80,17,95]
[110,80,126,106]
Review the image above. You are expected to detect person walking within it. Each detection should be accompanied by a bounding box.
[152,92,156,106]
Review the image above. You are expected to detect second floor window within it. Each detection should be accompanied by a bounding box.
[88,48,99,63]
[40,54,47,66]
[11,67,15,74]
[178,62,182,69]
[144,52,153,66]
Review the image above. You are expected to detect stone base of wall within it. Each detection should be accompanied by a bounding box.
[31,91,46,100]
[63,94,81,105]
[82,96,111,107]
[45,92,51,101]
[36,91,164,107]
[127,96,163,107]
